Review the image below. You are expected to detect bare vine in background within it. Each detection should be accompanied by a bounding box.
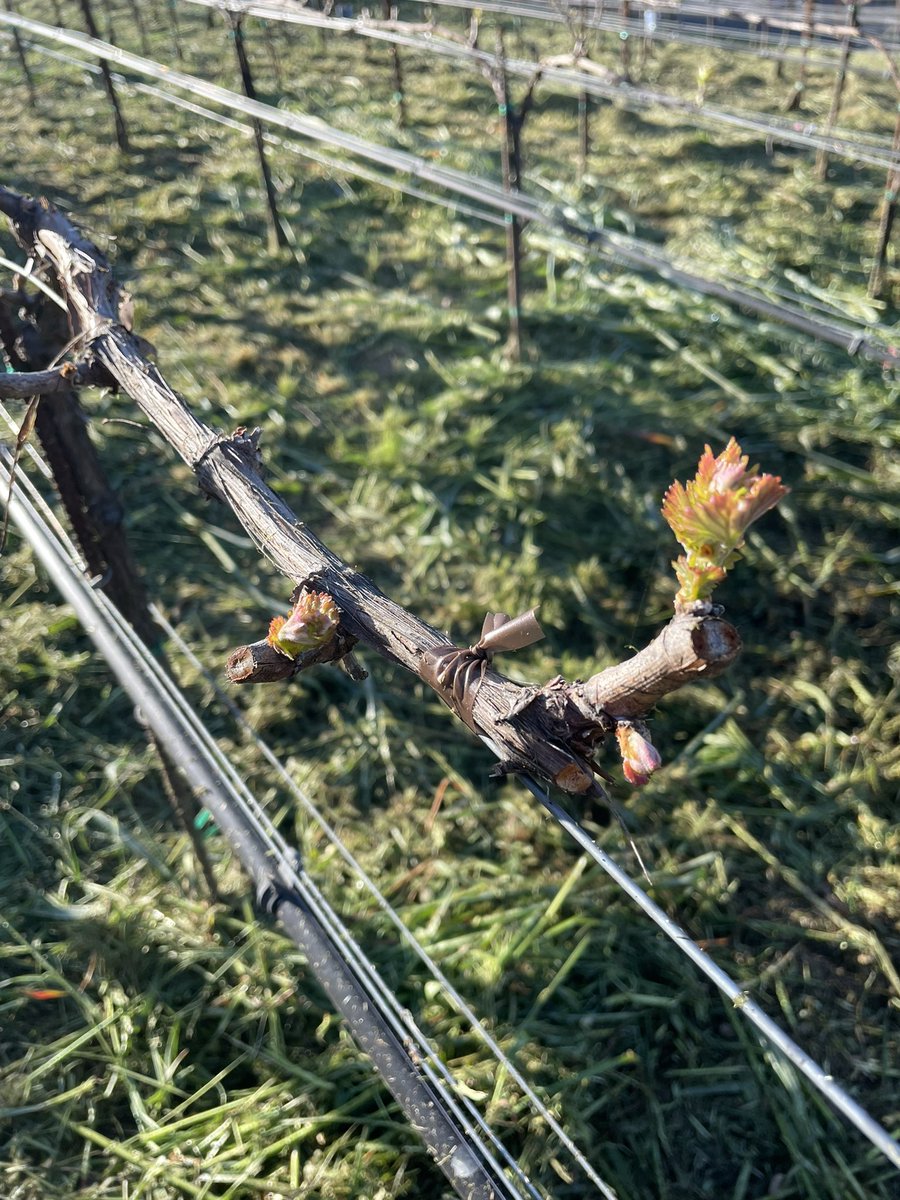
[0,186,786,807]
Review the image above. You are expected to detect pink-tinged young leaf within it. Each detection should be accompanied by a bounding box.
[698,437,748,492]
[673,557,727,605]
[734,473,788,528]
[662,438,788,608]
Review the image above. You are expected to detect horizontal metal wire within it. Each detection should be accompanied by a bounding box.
[482,746,900,1173]
[397,0,900,49]
[2,9,898,365]
[18,39,509,228]
[0,386,619,1195]
[24,28,891,336]
[352,0,899,80]
[3,7,899,1176]
[3,306,900,1181]
[0,436,544,1200]
[7,411,897,1173]
[180,0,900,168]
[149,608,622,1200]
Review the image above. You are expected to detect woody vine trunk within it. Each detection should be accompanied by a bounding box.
[0,186,744,804]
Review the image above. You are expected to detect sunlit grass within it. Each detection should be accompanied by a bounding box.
[1,2,898,1198]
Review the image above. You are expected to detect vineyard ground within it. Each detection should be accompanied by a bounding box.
[1,4,898,1199]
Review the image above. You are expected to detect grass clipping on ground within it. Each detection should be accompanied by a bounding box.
[1,5,899,1200]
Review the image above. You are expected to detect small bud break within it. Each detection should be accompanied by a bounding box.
[616,722,662,787]
[267,589,339,659]
[662,438,788,609]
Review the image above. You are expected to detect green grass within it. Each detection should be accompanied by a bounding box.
[1,2,899,1198]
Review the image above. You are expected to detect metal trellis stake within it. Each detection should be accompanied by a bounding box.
[620,0,631,80]
[225,11,288,252]
[165,0,184,61]
[490,33,533,363]
[868,104,900,298]
[785,0,816,112]
[578,89,590,179]
[77,0,130,151]
[383,0,407,128]
[815,2,857,179]
[2,0,37,107]
[125,0,151,58]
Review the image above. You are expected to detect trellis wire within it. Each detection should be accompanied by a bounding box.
[12,21,892,337]
[0,398,617,1199]
[10,7,898,242]
[148,608,624,1199]
[11,2,899,173]
[3,3,900,1177]
[492,750,900,1172]
[2,9,898,364]
[161,608,900,1176]
[403,0,900,53]
[15,39,509,228]
[181,0,900,170]
[190,0,900,86]
[3,399,898,1177]
[0,436,546,1200]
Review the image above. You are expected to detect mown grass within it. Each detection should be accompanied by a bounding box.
[1,2,899,1198]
